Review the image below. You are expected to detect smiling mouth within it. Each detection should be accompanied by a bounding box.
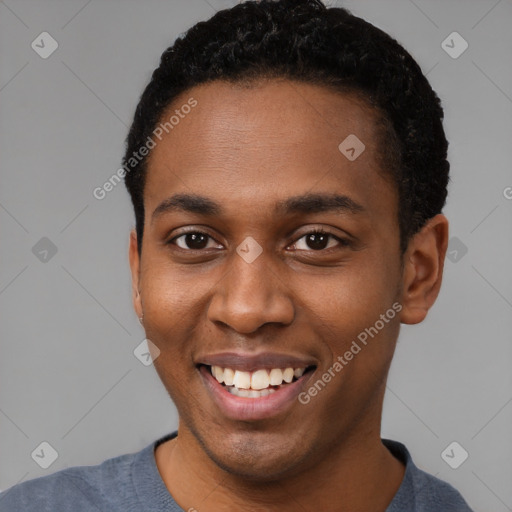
[200,364,316,398]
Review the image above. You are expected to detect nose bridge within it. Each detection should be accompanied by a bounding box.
[207,246,294,333]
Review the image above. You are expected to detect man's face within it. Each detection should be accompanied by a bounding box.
[130,79,404,478]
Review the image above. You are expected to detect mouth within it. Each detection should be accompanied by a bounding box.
[197,359,317,421]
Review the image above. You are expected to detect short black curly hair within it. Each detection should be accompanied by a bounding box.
[123,0,449,256]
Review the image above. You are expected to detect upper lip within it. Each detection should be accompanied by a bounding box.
[196,352,317,372]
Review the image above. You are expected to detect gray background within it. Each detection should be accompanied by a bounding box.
[1,0,511,510]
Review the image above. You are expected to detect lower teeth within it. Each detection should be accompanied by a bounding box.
[226,386,279,398]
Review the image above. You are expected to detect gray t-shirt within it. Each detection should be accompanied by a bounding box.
[0,431,474,511]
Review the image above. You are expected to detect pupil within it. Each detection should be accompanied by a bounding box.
[186,233,208,249]
[307,233,328,250]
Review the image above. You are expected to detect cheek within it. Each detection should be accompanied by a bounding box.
[301,258,398,326]
[139,262,229,367]
[139,265,199,361]
[296,256,401,374]
[305,271,400,413]
[141,258,208,321]
[142,271,203,407]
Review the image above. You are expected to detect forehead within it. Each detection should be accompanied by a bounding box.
[144,79,396,224]
[150,79,379,159]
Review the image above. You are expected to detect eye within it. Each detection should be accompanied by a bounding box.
[167,228,350,253]
[291,229,350,251]
[169,231,222,251]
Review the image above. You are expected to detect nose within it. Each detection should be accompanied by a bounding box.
[207,248,295,334]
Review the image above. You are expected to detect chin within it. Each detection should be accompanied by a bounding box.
[198,427,312,481]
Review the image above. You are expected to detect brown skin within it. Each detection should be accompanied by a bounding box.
[128,79,449,511]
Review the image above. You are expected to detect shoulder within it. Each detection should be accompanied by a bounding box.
[383,439,475,512]
[0,448,142,512]
[410,467,474,511]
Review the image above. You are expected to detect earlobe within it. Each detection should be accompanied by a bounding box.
[399,214,449,325]
[128,229,143,321]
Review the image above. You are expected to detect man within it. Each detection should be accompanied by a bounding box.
[0,0,474,510]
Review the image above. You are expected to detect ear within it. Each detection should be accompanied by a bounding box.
[128,229,143,321]
[400,214,449,325]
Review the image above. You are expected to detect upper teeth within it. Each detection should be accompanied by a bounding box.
[210,365,305,390]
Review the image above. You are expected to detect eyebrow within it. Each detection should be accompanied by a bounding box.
[151,192,365,223]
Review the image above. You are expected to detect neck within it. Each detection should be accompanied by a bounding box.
[155,424,405,512]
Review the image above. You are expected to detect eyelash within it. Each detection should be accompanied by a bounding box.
[167,228,350,252]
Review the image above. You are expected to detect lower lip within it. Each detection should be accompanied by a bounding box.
[199,365,314,421]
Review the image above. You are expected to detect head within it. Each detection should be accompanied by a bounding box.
[125,0,449,480]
